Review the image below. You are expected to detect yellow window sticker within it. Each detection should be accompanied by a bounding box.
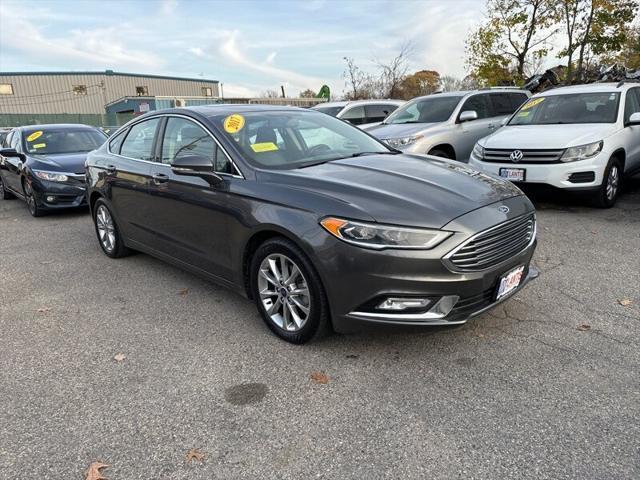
[32,143,46,149]
[27,131,43,142]
[223,114,245,134]
[517,111,530,117]
[520,98,545,110]
[251,142,278,153]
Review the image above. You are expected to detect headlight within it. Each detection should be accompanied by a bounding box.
[472,143,485,159]
[384,135,423,149]
[560,141,603,162]
[33,170,69,182]
[320,217,452,250]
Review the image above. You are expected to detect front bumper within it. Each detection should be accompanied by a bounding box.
[30,179,87,209]
[316,196,538,333]
[469,153,607,190]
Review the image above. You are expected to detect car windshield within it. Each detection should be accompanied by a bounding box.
[211,110,392,169]
[384,96,463,124]
[509,92,620,125]
[312,105,344,117]
[22,128,107,154]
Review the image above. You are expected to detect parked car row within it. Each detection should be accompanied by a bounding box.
[1,81,637,344]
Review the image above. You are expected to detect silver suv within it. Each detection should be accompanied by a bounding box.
[366,89,530,161]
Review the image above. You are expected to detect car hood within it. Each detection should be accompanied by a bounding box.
[260,154,523,229]
[481,124,619,149]
[27,152,88,173]
[366,122,439,139]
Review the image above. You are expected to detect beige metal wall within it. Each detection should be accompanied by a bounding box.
[0,73,219,114]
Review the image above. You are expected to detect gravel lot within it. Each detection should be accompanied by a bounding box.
[1,178,639,480]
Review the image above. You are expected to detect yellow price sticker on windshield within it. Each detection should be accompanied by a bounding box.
[27,131,43,142]
[520,98,545,110]
[32,143,46,149]
[223,114,245,134]
[251,142,278,153]
[517,111,530,117]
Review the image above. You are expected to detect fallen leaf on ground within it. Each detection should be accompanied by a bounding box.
[185,448,205,463]
[310,371,329,384]
[84,461,109,480]
[178,288,189,295]
[618,298,633,306]
[113,353,126,362]
[577,324,591,331]
[36,307,52,313]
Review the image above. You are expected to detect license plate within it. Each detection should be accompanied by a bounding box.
[495,265,525,301]
[499,168,526,182]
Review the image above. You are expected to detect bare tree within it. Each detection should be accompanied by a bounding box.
[342,57,374,100]
[440,75,464,92]
[259,89,280,98]
[374,41,414,98]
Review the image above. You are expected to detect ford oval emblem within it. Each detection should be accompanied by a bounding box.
[510,150,524,162]
[498,205,510,214]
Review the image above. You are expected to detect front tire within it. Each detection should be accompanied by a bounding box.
[93,199,130,258]
[23,180,44,217]
[250,237,330,344]
[593,157,622,208]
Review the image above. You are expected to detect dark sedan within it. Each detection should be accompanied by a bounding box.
[86,105,538,343]
[0,124,107,216]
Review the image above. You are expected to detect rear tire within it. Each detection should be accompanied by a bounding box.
[593,157,622,208]
[0,175,15,200]
[93,199,131,258]
[249,237,330,344]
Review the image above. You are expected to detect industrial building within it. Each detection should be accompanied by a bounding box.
[0,70,220,126]
[0,70,327,127]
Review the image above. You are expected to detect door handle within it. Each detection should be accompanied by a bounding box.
[152,173,169,185]
[106,164,117,174]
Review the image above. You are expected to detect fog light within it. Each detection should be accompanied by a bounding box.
[377,297,431,311]
[46,196,55,202]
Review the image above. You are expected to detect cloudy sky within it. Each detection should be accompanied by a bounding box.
[0,0,486,97]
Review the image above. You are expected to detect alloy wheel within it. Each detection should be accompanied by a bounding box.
[257,253,311,332]
[606,165,619,201]
[96,205,116,253]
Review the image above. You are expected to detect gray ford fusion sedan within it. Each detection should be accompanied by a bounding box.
[86,105,538,344]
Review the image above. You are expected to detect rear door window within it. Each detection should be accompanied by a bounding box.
[460,94,491,120]
[490,93,528,116]
[340,106,366,125]
[365,104,398,123]
[120,118,160,161]
[108,129,127,154]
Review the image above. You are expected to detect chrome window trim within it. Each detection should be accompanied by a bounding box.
[106,113,245,179]
[442,213,537,273]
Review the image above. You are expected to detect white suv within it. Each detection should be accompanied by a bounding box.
[312,100,404,128]
[469,83,640,207]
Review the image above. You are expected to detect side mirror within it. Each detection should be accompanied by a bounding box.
[171,154,222,184]
[628,112,640,125]
[459,110,478,123]
[0,148,25,161]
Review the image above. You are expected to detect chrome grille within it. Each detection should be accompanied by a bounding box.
[482,148,565,164]
[446,214,535,271]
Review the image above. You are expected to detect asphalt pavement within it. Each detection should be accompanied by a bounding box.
[0,178,638,479]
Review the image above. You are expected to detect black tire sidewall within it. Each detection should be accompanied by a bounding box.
[249,238,329,344]
[23,180,43,217]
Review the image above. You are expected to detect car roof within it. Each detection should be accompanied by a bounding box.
[533,83,631,96]
[185,104,308,116]
[313,99,404,109]
[15,123,100,131]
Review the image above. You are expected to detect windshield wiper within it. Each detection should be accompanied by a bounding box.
[350,150,401,157]
[393,121,423,124]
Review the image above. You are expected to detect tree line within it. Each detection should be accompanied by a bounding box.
[323,0,638,100]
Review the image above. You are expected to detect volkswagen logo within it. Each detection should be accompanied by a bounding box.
[510,150,524,162]
[498,205,510,214]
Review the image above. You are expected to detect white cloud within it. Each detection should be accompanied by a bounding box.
[218,30,326,91]
[0,3,164,70]
[221,83,257,98]
[160,0,178,15]
[189,47,205,57]
[265,51,277,64]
